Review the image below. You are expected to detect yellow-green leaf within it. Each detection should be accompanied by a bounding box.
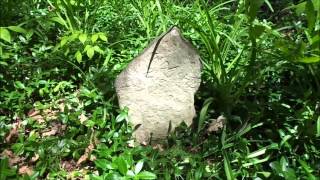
[60,37,68,47]
[75,50,82,63]
[99,34,107,42]
[83,45,92,52]
[79,33,87,44]
[91,34,99,43]
[93,45,104,54]
[8,26,27,34]
[0,28,11,43]
[87,47,94,59]
[298,56,320,63]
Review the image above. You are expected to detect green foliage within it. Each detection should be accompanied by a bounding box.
[0,0,319,179]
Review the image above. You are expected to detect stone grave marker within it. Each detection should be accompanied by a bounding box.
[115,27,201,144]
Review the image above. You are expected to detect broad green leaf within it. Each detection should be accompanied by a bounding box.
[116,107,128,123]
[87,47,94,59]
[0,28,11,43]
[8,26,27,34]
[115,157,128,176]
[305,0,316,31]
[75,50,82,63]
[94,159,112,170]
[270,161,282,174]
[79,33,87,44]
[99,34,108,42]
[15,81,25,89]
[84,45,92,52]
[136,171,157,179]
[91,34,99,43]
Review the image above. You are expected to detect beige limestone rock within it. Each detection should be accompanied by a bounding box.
[115,27,201,144]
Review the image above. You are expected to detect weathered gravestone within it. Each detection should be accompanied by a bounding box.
[115,27,201,144]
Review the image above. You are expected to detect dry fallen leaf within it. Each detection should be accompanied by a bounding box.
[61,160,77,172]
[207,115,226,133]
[79,113,88,124]
[77,143,95,166]
[1,149,26,166]
[42,128,58,137]
[5,120,21,143]
[127,140,135,148]
[41,122,66,137]
[152,144,164,152]
[18,165,33,176]
[31,154,39,163]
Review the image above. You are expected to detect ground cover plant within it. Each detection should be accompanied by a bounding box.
[0,0,319,179]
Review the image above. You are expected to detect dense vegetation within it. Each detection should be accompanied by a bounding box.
[0,0,319,179]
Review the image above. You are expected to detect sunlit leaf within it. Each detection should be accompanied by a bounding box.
[75,50,82,63]
[79,33,87,44]
[99,34,108,42]
[87,47,94,59]
[91,34,99,43]
[136,171,157,179]
[298,56,320,63]
[0,28,11,43]
[135,161,144,174]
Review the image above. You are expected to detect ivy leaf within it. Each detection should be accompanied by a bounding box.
[87,47,94,59]
[75,50,82,63]
[0,28,11,43]
[79,33,87,44]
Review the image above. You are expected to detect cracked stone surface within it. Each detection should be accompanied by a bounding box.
[115,27,201,144]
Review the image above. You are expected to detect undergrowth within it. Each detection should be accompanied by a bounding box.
[0,0,319,179]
